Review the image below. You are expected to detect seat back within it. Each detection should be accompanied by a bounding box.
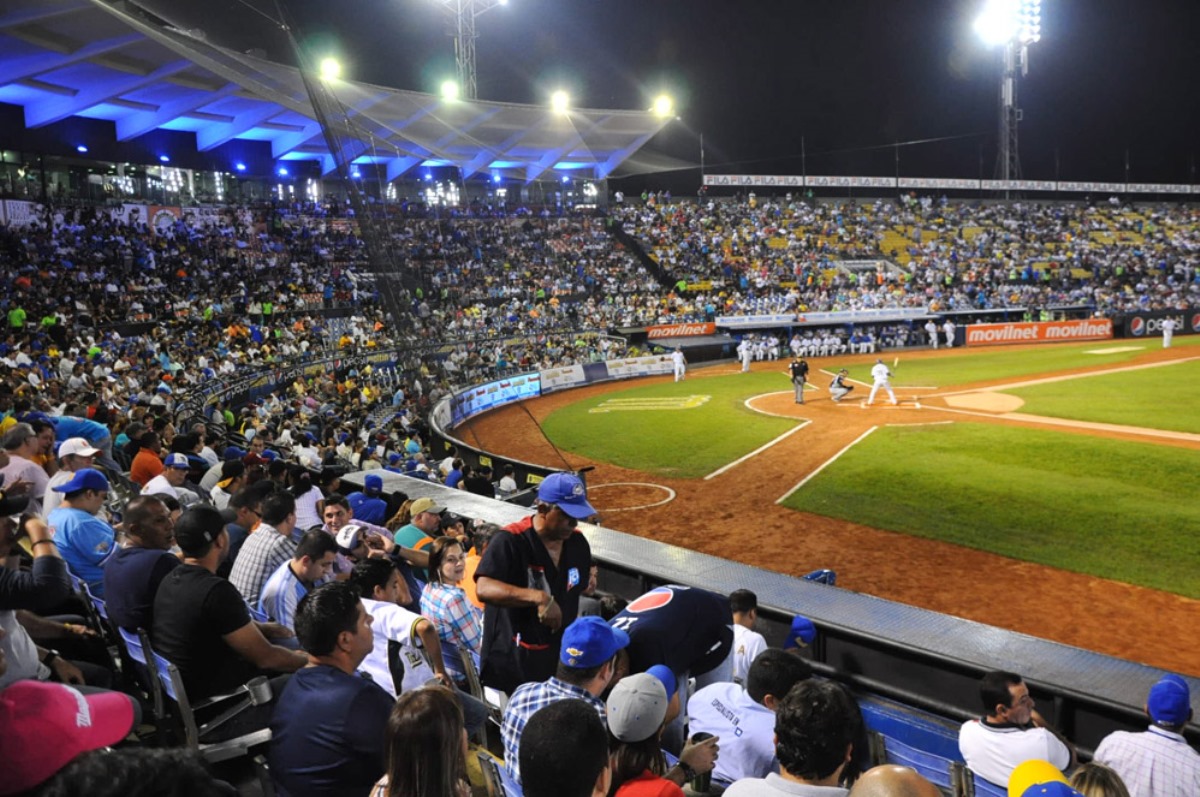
[115,627,165,732]
[477,750,523,797]
[962,769,1007,797]
[151,648,202,749]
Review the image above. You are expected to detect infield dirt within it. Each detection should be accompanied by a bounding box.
[457,343,1200,676]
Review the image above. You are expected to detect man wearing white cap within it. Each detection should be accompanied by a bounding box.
[477,471,597,692]
[43,437,100,516]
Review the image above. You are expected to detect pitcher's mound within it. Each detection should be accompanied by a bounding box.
[943,392,1025,413]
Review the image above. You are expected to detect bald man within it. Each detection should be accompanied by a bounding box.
[848,765,941,797]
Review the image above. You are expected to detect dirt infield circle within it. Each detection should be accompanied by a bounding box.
[458,344,1200,675]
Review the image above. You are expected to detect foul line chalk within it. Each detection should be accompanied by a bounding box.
[705,419,812,480]
[776,426,879,504]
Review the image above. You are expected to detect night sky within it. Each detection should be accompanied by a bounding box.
[141,0,1200,188]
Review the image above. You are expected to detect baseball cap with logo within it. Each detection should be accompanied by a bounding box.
[559,616,629,668]
[364,474,383,496]
[537,472,596,520]
[51,468,110,494]
[409,496,444,516]
[607,672,669,744]
[0,680,135,795]
[57,437,100,459]
[783,615,817,650]
[163,452,190,469]
[1147,673,1191,726]
[335,523,364,553]
[1006,759,1077,797]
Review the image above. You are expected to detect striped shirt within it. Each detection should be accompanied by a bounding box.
[1094,725,1200,797]
[258,560,308,631]
[229,523,297,608]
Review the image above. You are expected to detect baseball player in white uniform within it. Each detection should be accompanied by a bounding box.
[672,347,687,381]
[943,319,957,348]
[1162,317,1176,348]
[867,358,898,405]
[738,338,753,372]
[925,319,939,349]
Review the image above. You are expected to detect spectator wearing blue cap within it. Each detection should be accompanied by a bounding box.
[345,474,387,527]
[1093,673,1199,797]
[501,616,629,785]
[140,452,195,504]
[477,471,597,692]
[46,468,115,597]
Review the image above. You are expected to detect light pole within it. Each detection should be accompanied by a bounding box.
[975,0,1041,197]
[437,0,508,100]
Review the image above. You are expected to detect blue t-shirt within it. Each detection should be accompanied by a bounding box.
[268,664,394,797]
[103,545,181,631]
[47,507,116,596]
[51,416,111,444]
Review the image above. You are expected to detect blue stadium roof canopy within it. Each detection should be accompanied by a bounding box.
[0,0,672,181]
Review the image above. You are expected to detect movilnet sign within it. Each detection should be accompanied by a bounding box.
[966,319,1113,346]
[646,322,716,339]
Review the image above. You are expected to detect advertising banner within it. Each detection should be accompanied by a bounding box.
[3,200,38,227]
[700,174,1198,194]
[1120,309,1198,338]
[646,322,716,339]
[540,364,586,393]
[715,314,795,329]
[449,373,541,426]
[604,355,674,380]
[966,319,1113,347]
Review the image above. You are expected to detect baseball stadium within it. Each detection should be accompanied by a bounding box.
[0,0,1196,795]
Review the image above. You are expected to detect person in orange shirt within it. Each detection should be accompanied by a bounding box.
[461,521,499,610]
[129,431,164,487]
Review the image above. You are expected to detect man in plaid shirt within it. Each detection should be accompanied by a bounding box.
[229,491,299,607]
[1094,674,1200,797]
[501,617,628,785]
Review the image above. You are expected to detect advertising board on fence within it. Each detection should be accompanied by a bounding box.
[966,319,1113,346]
[540,364,585,392]
[646,322,716,339]
[449,373,541,426]
[604,355,674,380]
[715,314,796,329]
[1119,309,1198,338]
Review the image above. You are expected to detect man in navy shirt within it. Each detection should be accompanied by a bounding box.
[104,495,179,632]
[269,581,395,797]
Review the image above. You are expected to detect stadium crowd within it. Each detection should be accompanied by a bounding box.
[614,197,1199,320]
[1,193,1198,796]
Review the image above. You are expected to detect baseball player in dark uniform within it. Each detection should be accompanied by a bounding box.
[829,368,854,402]
[788,358,810,404]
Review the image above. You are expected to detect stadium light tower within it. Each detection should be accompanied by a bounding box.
[975,0,1041,195]
[436,0,508,100]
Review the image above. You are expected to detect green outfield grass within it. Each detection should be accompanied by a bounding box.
[832,336,1200,389]
[782,423,1200,597]
[1003,359,1200,434]
[541,372,796,478]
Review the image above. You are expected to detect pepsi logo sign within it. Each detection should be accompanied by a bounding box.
[1192,313,1200,333]
[1130,317,1146,336]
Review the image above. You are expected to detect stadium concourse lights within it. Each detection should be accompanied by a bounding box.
[550,90,570,114]
[319,57,342,80]
[651,94,674,118]
[441,80,460,101]
[974,0,1041,47]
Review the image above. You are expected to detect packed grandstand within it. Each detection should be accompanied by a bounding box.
[1,189,1198,794]
[2,0,1198,793]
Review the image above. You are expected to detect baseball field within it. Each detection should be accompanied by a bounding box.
[458,336,1200,675]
